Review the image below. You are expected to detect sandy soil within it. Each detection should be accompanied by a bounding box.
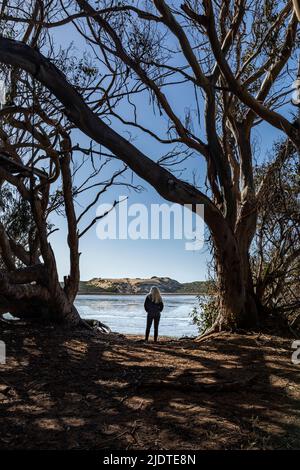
[0,322,299,450]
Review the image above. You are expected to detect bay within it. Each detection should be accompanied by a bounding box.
[75,294,199,337]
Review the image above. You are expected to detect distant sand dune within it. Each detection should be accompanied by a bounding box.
[78,276,209,294]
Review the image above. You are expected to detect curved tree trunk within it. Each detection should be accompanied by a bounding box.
[215,252,259,331]
[210,216,259,332]
[1,36,289,334]
[2,299,81,325]
[0,277,81,326]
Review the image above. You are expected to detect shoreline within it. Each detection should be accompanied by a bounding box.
[77,292,202,296]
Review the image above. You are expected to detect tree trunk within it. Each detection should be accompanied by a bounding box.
[0,269,81,326]
[211,224,259,331]
[46,285,82,326]
[1,290,81,326]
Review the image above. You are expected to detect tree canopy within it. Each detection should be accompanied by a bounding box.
[0,0,298,330]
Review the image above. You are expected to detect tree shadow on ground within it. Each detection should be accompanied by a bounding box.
[0,322,299,449]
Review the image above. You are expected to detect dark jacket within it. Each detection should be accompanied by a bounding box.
[144,294,164,315]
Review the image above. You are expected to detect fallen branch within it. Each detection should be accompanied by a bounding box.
[83,318,111,334]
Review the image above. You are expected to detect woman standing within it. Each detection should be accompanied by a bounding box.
[144,286,164,342]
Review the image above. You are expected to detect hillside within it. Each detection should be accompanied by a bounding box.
[78,276,208,294]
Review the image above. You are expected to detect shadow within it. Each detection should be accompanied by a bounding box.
[0,322,299,450]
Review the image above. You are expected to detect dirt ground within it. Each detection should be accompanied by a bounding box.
[0,321,299,450]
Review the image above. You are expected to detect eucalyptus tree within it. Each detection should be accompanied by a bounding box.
[0,12,132,325]
[0,0,298,332]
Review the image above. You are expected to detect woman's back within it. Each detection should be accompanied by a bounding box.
[144,286,164,342]
[144,294,163,314]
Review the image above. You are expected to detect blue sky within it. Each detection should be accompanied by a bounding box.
[46,13,295,283]
[50,123,211,282]
[46,23,210,282]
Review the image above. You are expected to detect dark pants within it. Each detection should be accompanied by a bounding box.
[145,312,161,342]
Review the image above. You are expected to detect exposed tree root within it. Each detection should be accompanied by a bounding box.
[195,321,220,342]
[194,314,260,342]
[83,318,111,334]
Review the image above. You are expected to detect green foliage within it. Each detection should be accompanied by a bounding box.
[251,140,300,323]
[0,185,32,243]
[177,281,210,294]
[79,64,98,77]
[190,295,218,334]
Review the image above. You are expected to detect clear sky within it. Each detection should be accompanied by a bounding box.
[46,13,295,283]
[50,122,212,283]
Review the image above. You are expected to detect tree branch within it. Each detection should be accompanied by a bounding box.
[202,0,299,148]
[0,36,225,235]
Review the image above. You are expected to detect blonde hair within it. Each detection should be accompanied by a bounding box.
[150,286,162,304]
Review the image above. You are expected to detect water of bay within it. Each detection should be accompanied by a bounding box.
[75,294,199,337]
